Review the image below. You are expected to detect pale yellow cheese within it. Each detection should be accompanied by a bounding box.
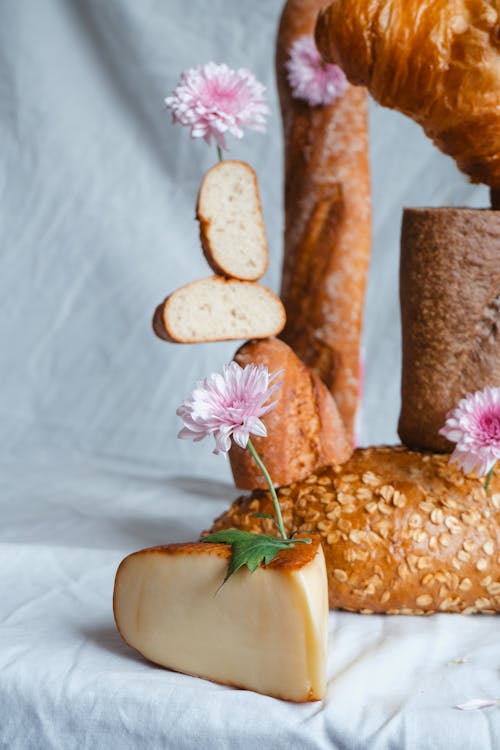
[113,539,328,702]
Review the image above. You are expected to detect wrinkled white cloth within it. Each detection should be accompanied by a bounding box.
[0,0,497,748]
[2,460,500,750]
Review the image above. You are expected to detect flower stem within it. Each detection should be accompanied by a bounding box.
[247,438,288,541]
[485,467,494,494]
[216,145,224,163]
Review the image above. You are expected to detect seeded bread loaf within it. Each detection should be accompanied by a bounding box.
[197,161,269,281]
[276,0,371,443]
[153,277,286,343]
[229,338,352,489]
[398,208,500,453]
[209,445,500,615]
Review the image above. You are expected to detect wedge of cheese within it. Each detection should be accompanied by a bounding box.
[113,536,328,702]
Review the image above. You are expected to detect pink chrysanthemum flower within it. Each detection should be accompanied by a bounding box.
[439,386,500,476]
[177,361,282,456]
[165,62,269,150]
[286,35,347,107]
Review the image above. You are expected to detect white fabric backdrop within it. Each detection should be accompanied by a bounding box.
[0,1,497,748]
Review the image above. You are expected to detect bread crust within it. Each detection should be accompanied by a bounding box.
[196,160,269,281]
[210,445,500,615]
[398,208,500,453]
[152,277,286,344]
[316,0,500,188]
[228,338,352,488]
[276,0,371,443]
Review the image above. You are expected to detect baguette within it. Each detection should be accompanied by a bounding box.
[276,0,371,443]
[229,338,352,489]
[197,161,269,281]
[398,208,500,453]
[209,445,500,615]
[153,277,286,343]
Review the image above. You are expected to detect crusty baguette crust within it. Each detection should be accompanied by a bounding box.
[398,208,500,452]
[152,302,176,342]
[210,445,500,615]
[228,338,352,489]
[152,277,286,344]
[277,0,371,443]
[197,160,269,281]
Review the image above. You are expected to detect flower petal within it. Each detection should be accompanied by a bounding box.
[455,698,500,711]
[165,62,269,148]
[233,427,250,449]
[213,428,232,456]
[286,35,347,107]
[441,386,500,478]
[177,426,207,442]
[176,360,283,459]
[247,417,268,438]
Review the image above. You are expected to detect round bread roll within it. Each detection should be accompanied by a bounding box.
[208,446,500,615]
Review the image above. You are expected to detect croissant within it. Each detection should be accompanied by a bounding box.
[315,0,500,189]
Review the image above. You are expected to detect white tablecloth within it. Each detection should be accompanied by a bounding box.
[2,459,500,749]
[1,0,497,747]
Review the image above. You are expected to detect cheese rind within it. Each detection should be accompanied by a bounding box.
[113,539,328,702]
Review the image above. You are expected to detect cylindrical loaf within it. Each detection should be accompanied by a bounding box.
[209,446,500,615]
[229,338,351,489]
[276,0,371,444]
[398,208,500,453]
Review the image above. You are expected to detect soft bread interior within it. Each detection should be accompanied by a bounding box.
[163,278,285,343]
[198,161,268,281]
[113,542,328,702]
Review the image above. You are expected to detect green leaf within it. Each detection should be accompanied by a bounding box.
[202,529,296,585]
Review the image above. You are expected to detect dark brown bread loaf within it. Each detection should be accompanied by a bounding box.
[209,445,500,615]
[229,338,352,489]
[398,208,500,453]
[276,0,371,444]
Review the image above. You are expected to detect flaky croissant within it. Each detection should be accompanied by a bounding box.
[315,0,500,189]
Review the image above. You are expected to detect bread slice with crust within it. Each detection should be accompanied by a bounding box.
[197,160,269,281]
[153,276,286,343]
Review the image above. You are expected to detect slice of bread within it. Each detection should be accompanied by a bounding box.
[197,161,269,281]
[153,277,286,343]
